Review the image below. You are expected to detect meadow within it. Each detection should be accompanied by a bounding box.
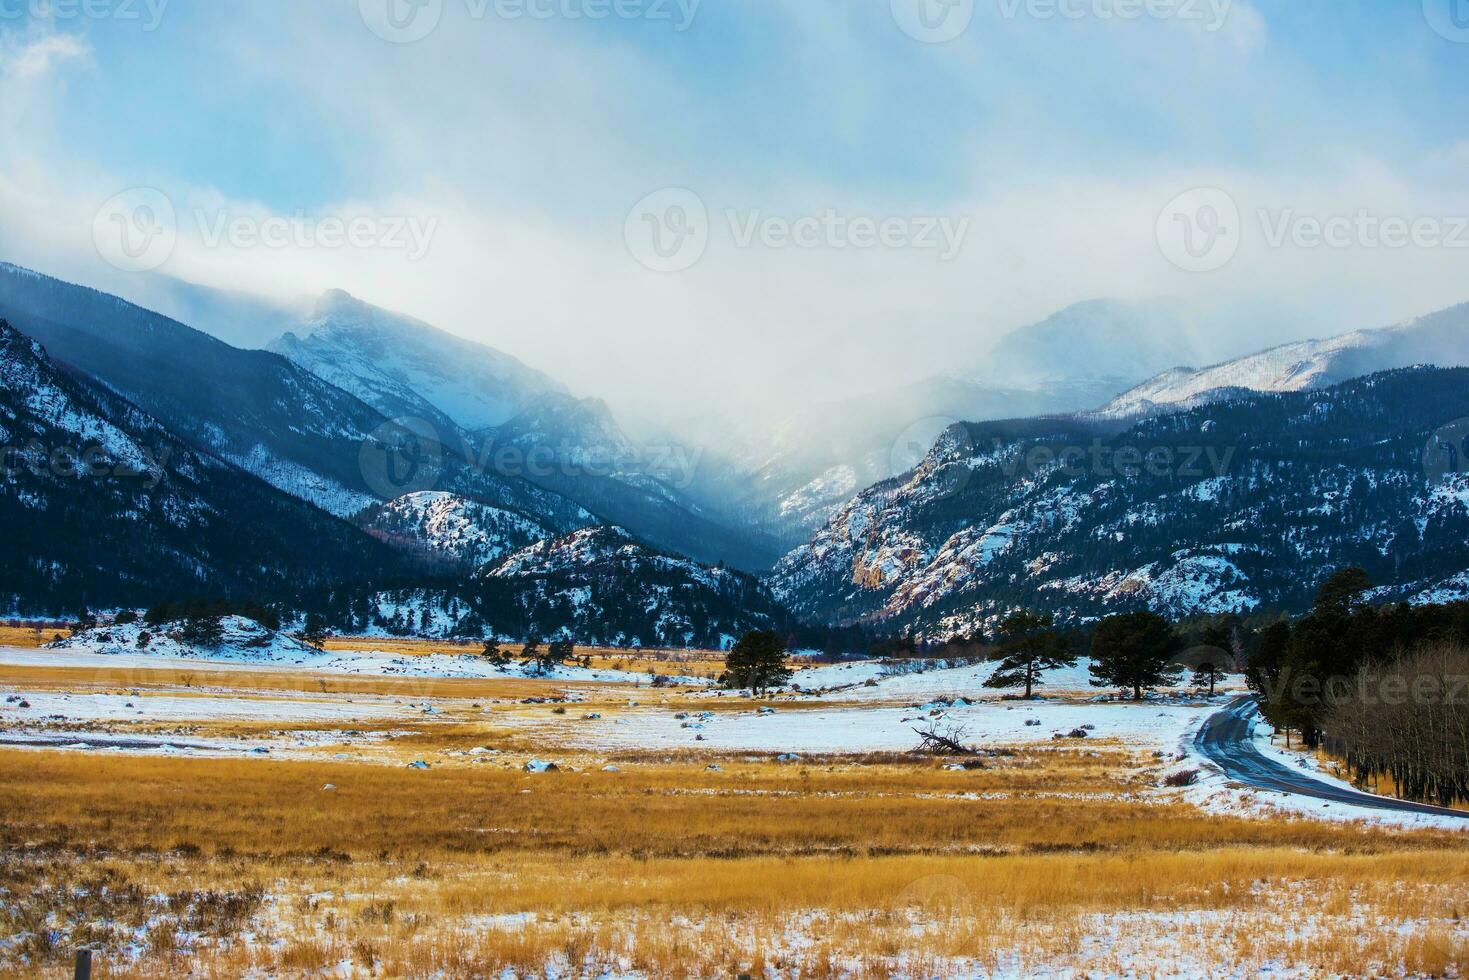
[3,645,1468,976]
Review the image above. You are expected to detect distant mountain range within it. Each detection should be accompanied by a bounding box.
[1100,302,1469,418]
[266,288,782,570]
[0,264,589,528]
[6,257,1469,643]
[689,299,1213,543]
[771,367,1469,637]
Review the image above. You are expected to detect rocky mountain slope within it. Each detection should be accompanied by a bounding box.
[0,319,410,615]
[771,367,1469,638]
[358,491,553,569]
[304,526,790,647]
[472,526,788,646]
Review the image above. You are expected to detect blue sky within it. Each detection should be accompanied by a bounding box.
[54,1,1462,206]
[2,0,1467,415]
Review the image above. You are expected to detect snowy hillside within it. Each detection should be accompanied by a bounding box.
[47,617,703,683]
[473,526,789,646]
[53,616,320,663]
[271,289,565,433]
[688,300,1212,545]
[359,491,557,569]
[1102,301,1469,418]
[772,367,1469,637]
[0,319,409,614]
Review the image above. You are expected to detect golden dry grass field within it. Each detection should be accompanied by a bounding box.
[2,651,1468,977]
[322,636,736,681]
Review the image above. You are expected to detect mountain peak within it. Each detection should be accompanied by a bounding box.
[269,295,567,432]
[311,288,363,318]
[977,297,1202,387]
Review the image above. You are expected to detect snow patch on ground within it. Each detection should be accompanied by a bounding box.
[504,699,1218,754]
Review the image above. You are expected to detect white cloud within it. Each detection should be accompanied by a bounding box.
[0,31,88,80]
[0,7,1465,429]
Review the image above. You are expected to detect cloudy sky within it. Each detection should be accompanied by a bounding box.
[1,0,1467,422]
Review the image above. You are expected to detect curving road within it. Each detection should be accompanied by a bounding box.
[1193,696,1469,820]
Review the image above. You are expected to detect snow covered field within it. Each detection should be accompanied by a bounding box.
[0,688,414,724]
[510,698,1221,754]
[1,640,1454,835]
[34,619,709,684]
[5,636,1468,978]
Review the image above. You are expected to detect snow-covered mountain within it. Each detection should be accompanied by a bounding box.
[0,318,409,615]
[689,299,1211,544]
[266,289,776,570]
[358,491,554,569]
[771,367,1469,638]
[490,392,640,471]
[0,264,590,530]
[480,390,784,569]
[970,298,1204,388]
[472,526,789,647]
[310,526,789,646]
[1102,301,1469,418]
[270,289,565,434]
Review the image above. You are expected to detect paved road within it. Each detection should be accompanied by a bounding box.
[1193,696,1469,820]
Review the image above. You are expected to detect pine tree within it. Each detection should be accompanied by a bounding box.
[545,638,576,671]
[1314,567,1372,615]
[1088,612,1180,701]
[482,637,508,667]
[301,611,329,651]
[1192,660,1225,696]
[983,610,1075,699]
[722,630,792,694]
[73,605,96,634]
[180,613,226,649]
